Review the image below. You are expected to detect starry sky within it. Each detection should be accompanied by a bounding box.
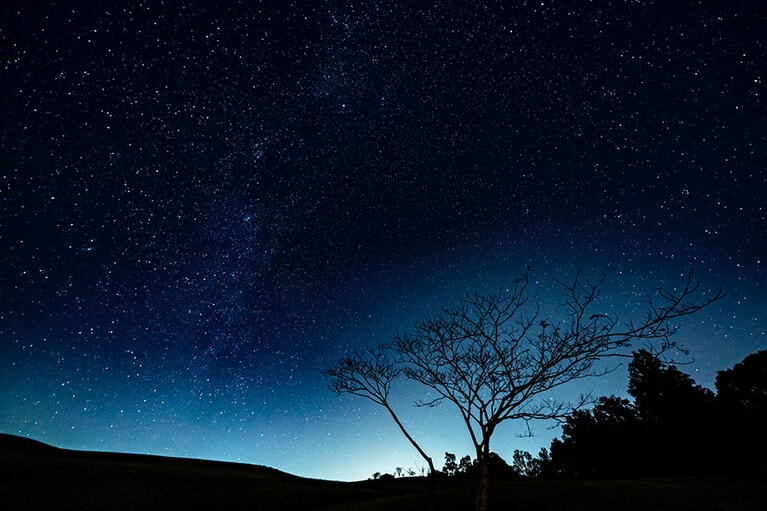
[1,1,765,481]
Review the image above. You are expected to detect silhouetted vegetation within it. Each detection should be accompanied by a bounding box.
[425,349,767,483]
[548,349,767,478]
[511,448,555,479]
[441,451,518,480]
[715,350,767,474]
[442,452,473,477]
[324,269,722,511]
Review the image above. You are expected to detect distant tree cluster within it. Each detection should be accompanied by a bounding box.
[544,349,767,478]
[442,452,473,477]
[441,451,517,479]
[511,448,555,478]
[370,466,421,480]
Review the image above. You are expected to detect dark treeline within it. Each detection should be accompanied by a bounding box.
[438,349,766,480]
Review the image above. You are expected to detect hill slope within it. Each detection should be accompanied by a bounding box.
[0,433,415,510]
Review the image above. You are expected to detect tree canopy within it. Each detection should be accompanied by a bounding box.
[550,349,767,478]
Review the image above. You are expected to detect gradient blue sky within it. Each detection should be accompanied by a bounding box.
[1,1,764,481]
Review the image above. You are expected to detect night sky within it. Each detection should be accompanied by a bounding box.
[1,1,765,481]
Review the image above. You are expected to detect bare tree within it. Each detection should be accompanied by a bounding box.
[325,269,723,511]
[321,344,437,479]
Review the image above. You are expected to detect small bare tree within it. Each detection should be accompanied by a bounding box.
[326,269,723,511]
[321,344,437,479]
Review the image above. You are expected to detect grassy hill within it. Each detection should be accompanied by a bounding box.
[2,433,765,510]
[0,433,417,510]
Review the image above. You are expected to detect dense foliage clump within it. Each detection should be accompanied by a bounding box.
[547,349,767,478]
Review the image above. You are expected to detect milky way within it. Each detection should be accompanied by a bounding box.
[1,2,765,480]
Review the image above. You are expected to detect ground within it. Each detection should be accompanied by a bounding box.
[3,435,765,510]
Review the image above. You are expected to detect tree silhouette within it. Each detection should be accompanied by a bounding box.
[551,349,767,478]
[512,448,554,478]
[443,452,458,477]
[458,454,472,475]
[628,350,717,475]
[715,350,767,474]
[443,452,475,477]
[321,344,437,479]
[324,269,722,511]
[628,349,715,423]
[552,351,719,478]
[550,396,641,478]
[716,350,767,413]
[512,450,537,478]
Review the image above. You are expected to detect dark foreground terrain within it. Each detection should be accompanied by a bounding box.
[2,434,765,510]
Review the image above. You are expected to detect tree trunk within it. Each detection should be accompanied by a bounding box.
[383,405,438,508]
[475,447,490,511]
[426,465,438,511]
